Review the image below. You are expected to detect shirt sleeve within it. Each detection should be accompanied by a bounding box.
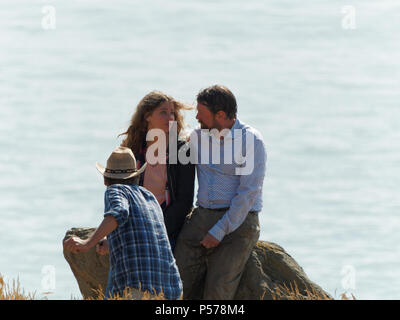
[104,185,130,227]
[208,134,267,241]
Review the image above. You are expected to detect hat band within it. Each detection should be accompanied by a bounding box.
[105,168,137,174]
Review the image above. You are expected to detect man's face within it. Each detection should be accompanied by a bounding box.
[196,103,218,129]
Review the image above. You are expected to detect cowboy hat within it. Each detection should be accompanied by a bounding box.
[96,146,147,179]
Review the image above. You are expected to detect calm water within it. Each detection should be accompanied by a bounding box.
[1,0,399,300]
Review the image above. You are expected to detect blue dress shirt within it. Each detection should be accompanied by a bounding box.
[193,118,267,241]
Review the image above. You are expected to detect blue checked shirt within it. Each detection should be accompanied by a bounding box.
[194,118,267,242]
[103,184,182,300]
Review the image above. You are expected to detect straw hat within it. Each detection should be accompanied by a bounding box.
[96,146,147,179]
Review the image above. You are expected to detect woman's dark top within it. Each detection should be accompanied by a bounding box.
[135,139,195,244]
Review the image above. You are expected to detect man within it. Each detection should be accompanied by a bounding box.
[174,85,267,300]
[63,146,182,300]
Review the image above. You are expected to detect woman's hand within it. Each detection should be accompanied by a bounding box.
[96,239,109,255]
[63,236,90,254]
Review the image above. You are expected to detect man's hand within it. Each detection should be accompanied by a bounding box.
[63,217,117,255]
[200,233,220,249]
[63,236,90,254]
[96,239,109,255]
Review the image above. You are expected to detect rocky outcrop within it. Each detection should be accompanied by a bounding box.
[63,228,332,300]
[63,228,109,298]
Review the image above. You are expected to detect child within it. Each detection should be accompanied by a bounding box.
[63,146,183,300]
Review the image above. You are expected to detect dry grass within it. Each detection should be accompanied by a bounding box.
[0,274,36,300]
[0,272,169,300]
[1,273,353,301]
[269,281,355,300]
[270,281,332,300]
[87,285,169,300]
[340,292,357,300]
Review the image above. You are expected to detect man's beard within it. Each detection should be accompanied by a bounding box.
[199,121,208,129]
[199,118,220,130]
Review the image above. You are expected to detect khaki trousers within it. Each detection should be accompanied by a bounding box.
[174,206,260,300]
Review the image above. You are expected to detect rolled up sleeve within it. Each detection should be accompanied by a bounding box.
[104,186,130,227]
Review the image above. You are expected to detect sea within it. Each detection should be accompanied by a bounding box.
[0,0,399,300]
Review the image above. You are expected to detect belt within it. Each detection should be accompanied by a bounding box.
[199,206,258,214]
[210,207,230,212]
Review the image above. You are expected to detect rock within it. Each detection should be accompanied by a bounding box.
[63,228,332,300]
[63,228,109,299]
[235,241,332,300]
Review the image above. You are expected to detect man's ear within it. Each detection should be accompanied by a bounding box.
[215,110,227,120]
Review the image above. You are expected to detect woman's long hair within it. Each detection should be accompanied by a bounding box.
[120,91,192,156]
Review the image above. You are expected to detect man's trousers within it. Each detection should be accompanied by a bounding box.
[174,206,260,300]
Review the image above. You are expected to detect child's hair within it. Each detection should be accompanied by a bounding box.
[104,176,140,187]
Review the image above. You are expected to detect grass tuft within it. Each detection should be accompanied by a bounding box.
[0,274,36,300]
[1,273,353,300]
[86,284,172,300]
[269,281,354,300]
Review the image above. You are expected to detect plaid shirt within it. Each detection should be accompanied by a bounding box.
[104,184,182,300]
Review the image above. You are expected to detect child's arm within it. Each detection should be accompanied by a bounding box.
[64,216,118,254]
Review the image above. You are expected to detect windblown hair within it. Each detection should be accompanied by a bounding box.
[119,91,192,156]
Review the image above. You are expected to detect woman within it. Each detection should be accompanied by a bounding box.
[119,91,195,251]
[98,91,194,298]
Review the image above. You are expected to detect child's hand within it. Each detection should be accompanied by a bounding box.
[63,236,90,254]
[96,239,109,255]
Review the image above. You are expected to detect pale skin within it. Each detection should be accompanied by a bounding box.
[195,102,236,249]
[145,101,174,163]
[146,101,175,134]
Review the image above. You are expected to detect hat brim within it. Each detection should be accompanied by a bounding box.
[96,162,147,179]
